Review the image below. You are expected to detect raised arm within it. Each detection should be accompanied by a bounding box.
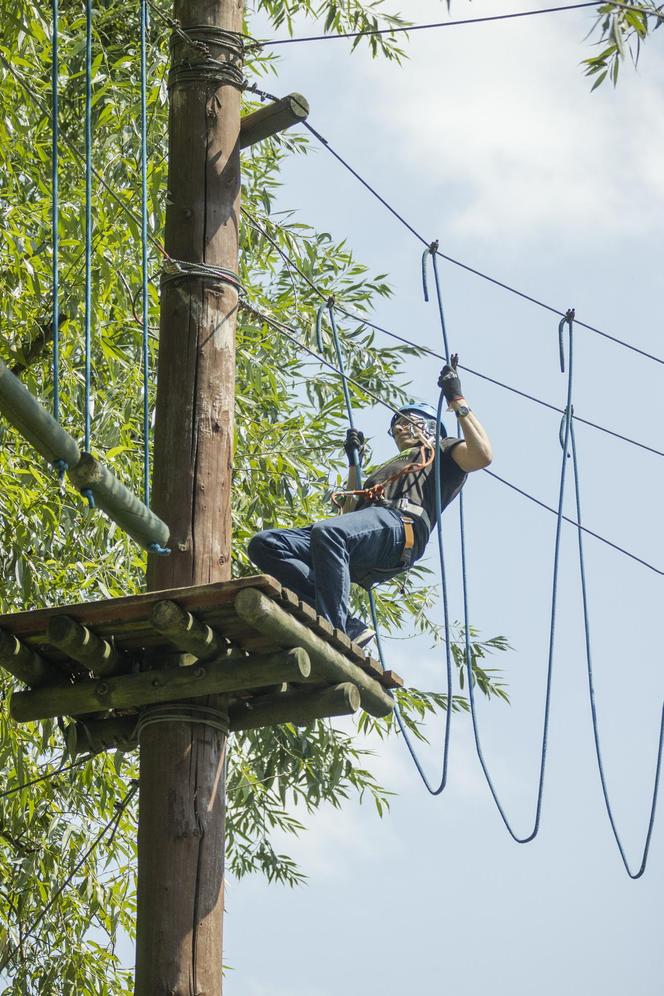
[438,356,493,472]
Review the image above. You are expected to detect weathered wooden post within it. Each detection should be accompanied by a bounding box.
[134,0,243,990]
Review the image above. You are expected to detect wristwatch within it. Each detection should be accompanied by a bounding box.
[454,405,471,418]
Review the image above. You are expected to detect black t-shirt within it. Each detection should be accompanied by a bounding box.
[357,439,467,559]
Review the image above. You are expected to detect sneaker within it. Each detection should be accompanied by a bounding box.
[352,625,376,650]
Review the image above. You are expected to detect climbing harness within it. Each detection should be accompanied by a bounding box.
[330,444,435,509]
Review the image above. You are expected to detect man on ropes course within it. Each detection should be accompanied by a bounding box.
[248,358,493,647]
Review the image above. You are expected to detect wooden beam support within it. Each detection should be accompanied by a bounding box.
[0,358,80,468]
[10,648,311,723]
[0,628,50,686]
[240,92,309,150]
[229,681,361,731]
[234,588,394,718]
[74,716,138,755]
[71,681,362,754]
[68,453,170,551]
[151,599,228,659]
[47,615,124,677]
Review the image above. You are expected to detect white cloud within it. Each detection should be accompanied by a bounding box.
[358,7,664,243]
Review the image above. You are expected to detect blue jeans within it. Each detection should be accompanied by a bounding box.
[248,506,408,638]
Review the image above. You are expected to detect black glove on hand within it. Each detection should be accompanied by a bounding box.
[344,428,365,465]
[437,352,464,404]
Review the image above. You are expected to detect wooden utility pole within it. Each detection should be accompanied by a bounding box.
[135,0,243,991]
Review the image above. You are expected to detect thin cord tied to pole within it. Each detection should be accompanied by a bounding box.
[140,0,150,509]
[51,0,60,427]
[50,0,67,485]
[80,0,94,510]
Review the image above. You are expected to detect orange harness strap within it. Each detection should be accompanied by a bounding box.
[331,444,435,509]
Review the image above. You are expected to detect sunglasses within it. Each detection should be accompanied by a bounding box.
[388,415,436,438]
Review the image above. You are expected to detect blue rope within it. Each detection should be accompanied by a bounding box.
[51,0,60,426]
[369,385,456,795]
[456,312,575,841]
[318,298,455,794]
[78,0,94,510]
[50,0,67,484]
[422,241,451,362]
[140,0,150,508]
[84,0,93,458]
[316,301,355,431]
[564,323,663,876]
[424,236,564,834]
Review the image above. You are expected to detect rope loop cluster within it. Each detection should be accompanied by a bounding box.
[169,24,245,90]
[135,702,230,739]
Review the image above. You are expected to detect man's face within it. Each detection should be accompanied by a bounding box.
[390,414,430,451]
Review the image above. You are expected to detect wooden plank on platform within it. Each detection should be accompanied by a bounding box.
[0,575,403,695]
[234,588,394,718]
[0,575,282,642]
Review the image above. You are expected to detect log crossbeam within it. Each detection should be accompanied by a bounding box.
[73,681,362,754]
[47,615,124,677]
[240,92,309,150]
[151,599,229,660]
[0,628,49,687]
[10,647,312,723]
[0,359,170,551]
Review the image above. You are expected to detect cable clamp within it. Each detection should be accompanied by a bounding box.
[147,542,171,556]
[243,81,280,102]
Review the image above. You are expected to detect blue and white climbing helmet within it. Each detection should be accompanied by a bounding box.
[389,402,446,440]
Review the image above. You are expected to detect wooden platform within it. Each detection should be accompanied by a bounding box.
[0,575,402,744]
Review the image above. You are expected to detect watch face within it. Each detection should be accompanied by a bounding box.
[456,406,470,417]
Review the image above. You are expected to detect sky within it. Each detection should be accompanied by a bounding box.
[222,3,664,995]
